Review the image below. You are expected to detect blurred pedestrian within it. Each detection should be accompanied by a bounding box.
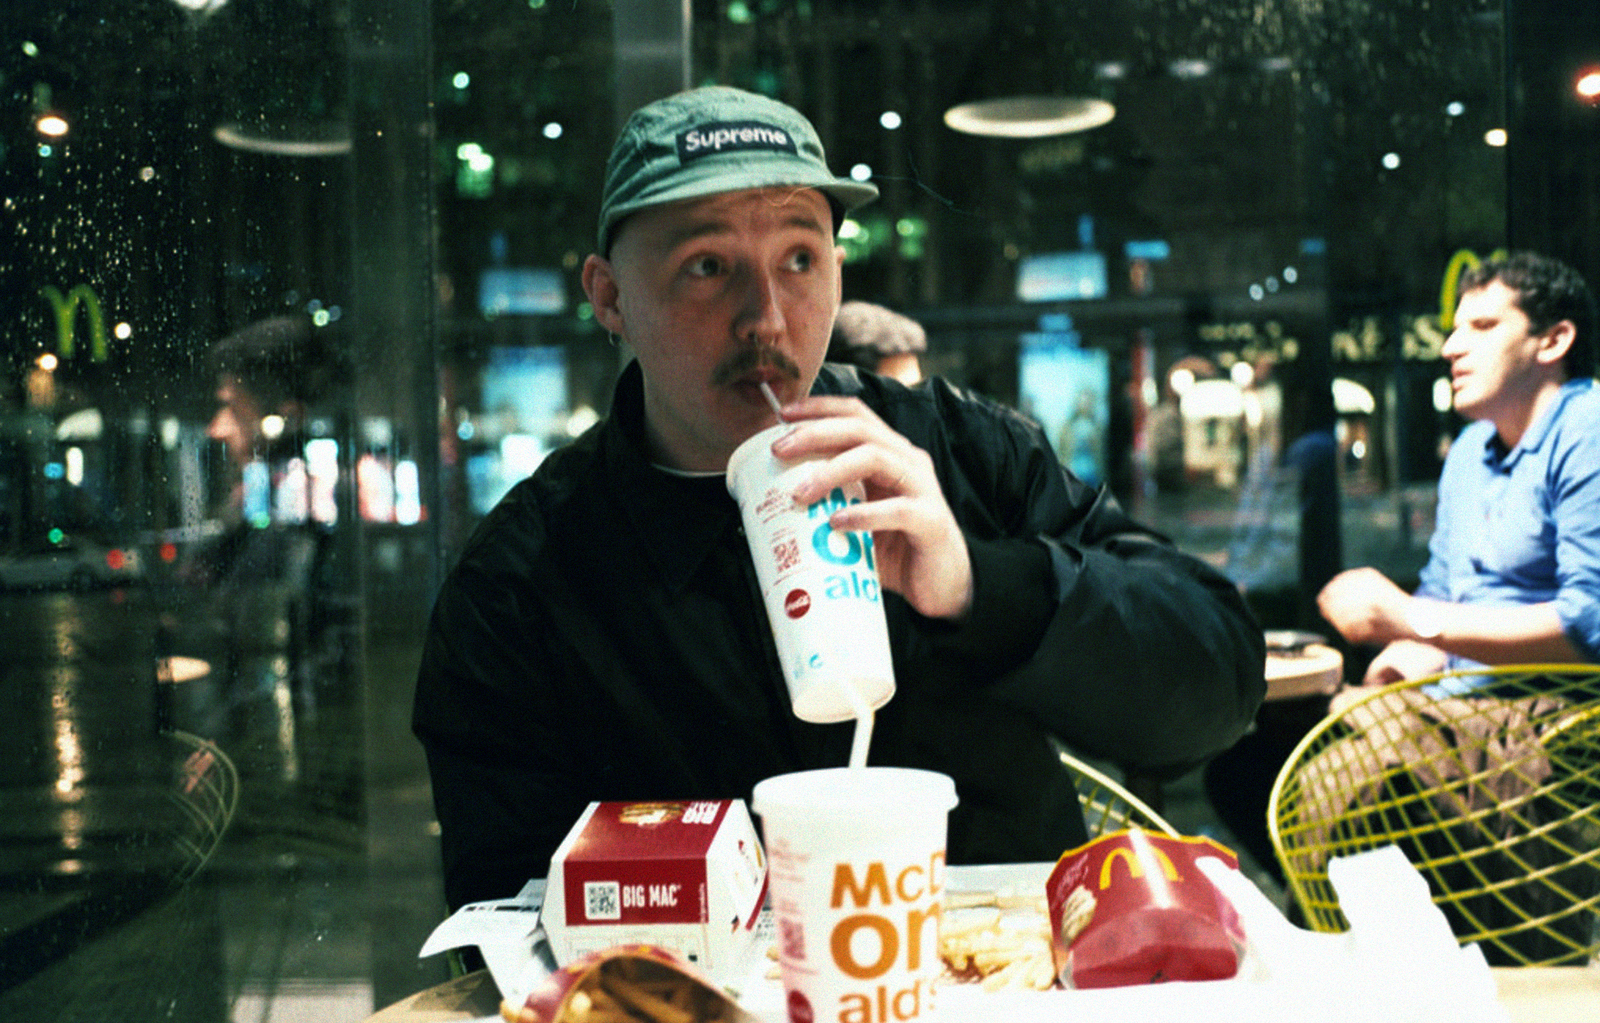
[826,300,927,384]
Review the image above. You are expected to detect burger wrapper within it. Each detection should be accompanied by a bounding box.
[500,944,759,1023]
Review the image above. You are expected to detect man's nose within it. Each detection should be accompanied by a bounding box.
[733,266,785,343]
[1440,329,1465,360]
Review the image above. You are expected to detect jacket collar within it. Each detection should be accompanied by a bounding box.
[599,361,740,592]
[597,361,865,592]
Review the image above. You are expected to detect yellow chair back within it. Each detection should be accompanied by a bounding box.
[166,729,241,883]
[1268,665,1600,965]
[1058,748,1179,838]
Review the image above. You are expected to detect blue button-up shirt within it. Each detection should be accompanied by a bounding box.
[1418,378,1600,691]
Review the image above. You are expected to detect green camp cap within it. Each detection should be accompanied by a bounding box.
[597,86,879,255]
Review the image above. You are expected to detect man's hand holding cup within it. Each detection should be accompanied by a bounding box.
[771,395,974,623]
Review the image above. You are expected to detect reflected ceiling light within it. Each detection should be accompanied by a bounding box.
[214,120,351,156]
[879,110,902,130]
[943,96,1115,138]
[1168,59,1213,79]
[1576,67,1600,104]
[36,113,68,137]
[170,0,229,12]
[1484,127,1508,147]
[1446,100,1466,117]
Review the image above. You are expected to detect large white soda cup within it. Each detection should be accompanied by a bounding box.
[726,424,895,723]
[752,768,958,1023]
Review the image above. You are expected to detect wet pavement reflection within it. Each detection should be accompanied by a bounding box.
[0,586,448,1021]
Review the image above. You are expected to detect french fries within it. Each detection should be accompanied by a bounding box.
[939,895,1057,992]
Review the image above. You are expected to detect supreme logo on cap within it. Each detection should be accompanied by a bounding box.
[676,120,797,162]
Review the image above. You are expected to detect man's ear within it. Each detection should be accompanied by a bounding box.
[1537,319,1577,368]
[582,254,626,336]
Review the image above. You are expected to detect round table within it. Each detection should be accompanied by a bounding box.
[1264,642,1344,702]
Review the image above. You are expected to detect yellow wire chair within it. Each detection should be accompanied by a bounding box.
[1268,665,1600,966]
[166,729,241,883]
[1057,747,1179,838]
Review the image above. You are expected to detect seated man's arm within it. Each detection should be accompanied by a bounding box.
[1408,598,1582,666]
[423,742,589,911]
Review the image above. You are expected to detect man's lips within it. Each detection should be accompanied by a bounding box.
[712,347,801,392]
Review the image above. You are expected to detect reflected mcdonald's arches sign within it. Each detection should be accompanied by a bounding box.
[40,284,109,362]
[1439,248,1508,330]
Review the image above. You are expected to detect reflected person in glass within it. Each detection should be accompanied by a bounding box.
[164,314,347,742]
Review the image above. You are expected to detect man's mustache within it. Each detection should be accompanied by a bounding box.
[711,346,802,387]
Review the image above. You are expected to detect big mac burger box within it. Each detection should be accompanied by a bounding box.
[540,799,768,982]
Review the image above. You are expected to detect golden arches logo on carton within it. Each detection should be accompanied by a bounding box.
[1097,843,1182,890]
[40,284,109,362]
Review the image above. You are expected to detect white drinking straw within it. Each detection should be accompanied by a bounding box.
[759,381,786,425]
[845,683,875,770]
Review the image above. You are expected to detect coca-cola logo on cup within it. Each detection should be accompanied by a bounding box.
[784,589,811,618]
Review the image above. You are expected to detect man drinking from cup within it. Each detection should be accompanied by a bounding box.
[413,86,1266,912]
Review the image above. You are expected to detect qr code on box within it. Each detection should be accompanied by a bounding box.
[584,881,621,921]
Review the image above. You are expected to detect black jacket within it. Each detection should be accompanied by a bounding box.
[414,362,1265,910]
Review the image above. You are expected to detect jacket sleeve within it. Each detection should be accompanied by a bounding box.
[412,521,595,910]
[903,379,1266,776]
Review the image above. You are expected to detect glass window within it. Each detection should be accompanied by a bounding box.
[7,1,1595,1018]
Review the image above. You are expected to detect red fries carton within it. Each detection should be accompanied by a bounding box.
[1045,829,1245,989]
[540,801,767,982]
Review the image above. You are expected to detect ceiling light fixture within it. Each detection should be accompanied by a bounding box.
[943,96,1114,139]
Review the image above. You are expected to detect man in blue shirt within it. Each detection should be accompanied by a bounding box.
[1319,250,1600,688]
[1308,253,1600,965]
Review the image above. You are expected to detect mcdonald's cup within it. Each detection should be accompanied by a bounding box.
[727,425,896,724]
[751,768,958,1023]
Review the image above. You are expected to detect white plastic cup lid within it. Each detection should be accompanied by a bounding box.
[751,767,957,821]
